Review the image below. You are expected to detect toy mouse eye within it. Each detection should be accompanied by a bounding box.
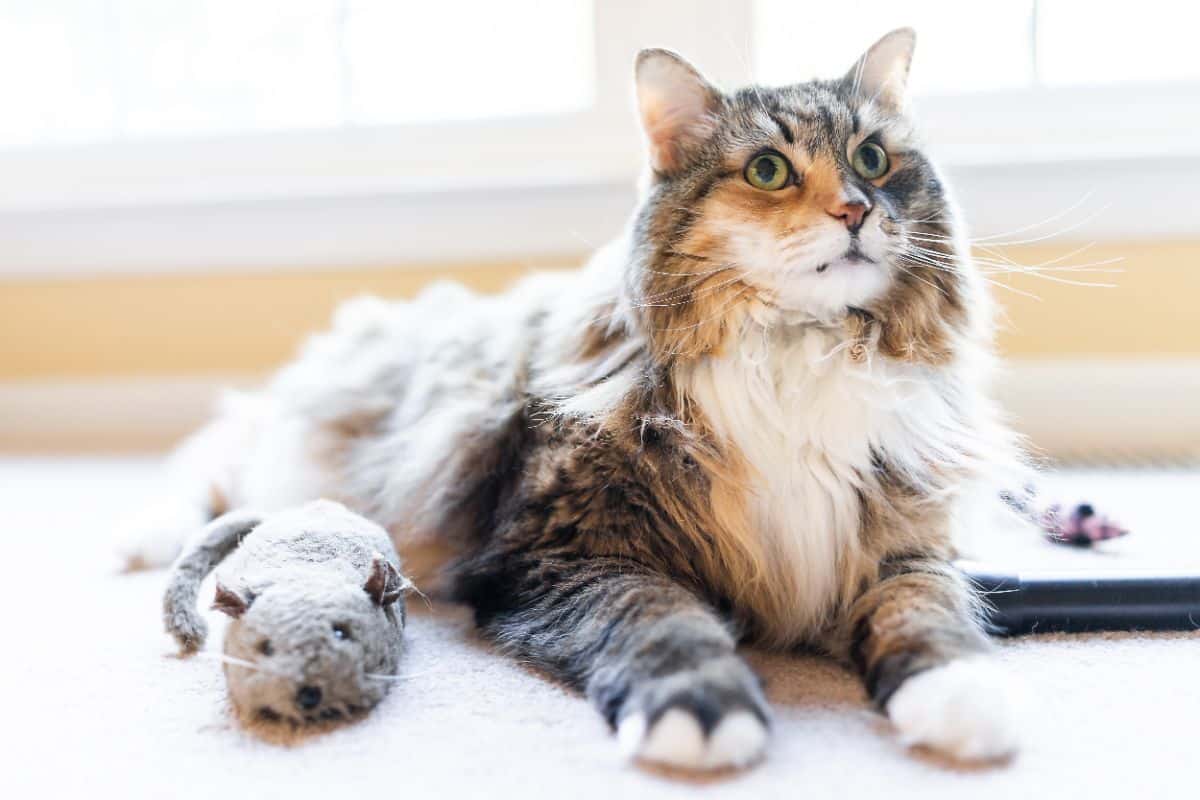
[332,623,353,641]
[258,639,274,657]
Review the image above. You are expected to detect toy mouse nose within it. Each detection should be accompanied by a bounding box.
[296,685,323,710]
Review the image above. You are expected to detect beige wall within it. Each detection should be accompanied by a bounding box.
[2,240,1197,381]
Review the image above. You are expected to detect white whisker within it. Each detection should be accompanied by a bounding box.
[638,271,744,308]
[363,671,433,683]
[662,286,755,343]
[970,191,1096,243]
[196,651,287,677]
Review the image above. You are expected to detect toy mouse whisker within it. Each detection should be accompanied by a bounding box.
[197,651,283,677]
[363,670,430,683]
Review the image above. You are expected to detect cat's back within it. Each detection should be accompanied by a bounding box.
[246,269,580,533]
[270,271,573,422]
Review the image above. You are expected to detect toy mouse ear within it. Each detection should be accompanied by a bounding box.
[364,555,404,607]
[212,582,252,618]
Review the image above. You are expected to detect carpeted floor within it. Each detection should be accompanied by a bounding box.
[4,457,1197,798]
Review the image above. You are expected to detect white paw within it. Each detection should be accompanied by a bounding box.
[886,657,1024,762]
[617,708,767,771]
[113,501,208,571]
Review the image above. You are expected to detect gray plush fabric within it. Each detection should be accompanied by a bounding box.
[162,500,407,725]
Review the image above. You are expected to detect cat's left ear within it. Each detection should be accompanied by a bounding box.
[635,49,721,174]
[844,28,916,111]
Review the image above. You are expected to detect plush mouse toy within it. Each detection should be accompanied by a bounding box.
[162,500,408,725]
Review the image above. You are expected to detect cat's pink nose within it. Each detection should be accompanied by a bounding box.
[827,200,869,233]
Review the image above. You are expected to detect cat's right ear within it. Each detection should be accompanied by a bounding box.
[212,582,251,618]
[635,49,721,174]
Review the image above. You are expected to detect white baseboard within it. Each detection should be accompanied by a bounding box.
[2,361,1199,461]
[0,374,262,453]
[993,359,1200,463]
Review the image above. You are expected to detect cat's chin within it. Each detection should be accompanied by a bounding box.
[753,260,891,321]
[815,252,878,274]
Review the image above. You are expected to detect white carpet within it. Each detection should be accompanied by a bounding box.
[3,457,1197,798]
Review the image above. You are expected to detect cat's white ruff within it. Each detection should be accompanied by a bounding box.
[686,318,975,643]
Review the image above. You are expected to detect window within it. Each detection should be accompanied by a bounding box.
[1,0,1197,274]
[754,1,1200,94]
[1036,1,1200,86]
[754,1,1035,94]
[0,0,594,150]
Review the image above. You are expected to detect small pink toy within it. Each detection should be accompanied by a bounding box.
[1003,486,1130,547]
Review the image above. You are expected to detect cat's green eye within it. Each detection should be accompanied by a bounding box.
[744,152,791,191]
[851,142,890,180]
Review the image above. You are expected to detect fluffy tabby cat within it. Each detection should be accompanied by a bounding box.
[122,29,1029,769]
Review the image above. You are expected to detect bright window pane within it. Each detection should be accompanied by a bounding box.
[753,0,1035,95]
[0,0,594,150]
[112,0,344,138]
[1037,0,1200,86]
[0,1,122,148]
[346,0,594,126]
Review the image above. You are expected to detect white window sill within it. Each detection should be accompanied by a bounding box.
[3,152,1195,279]
[3,81,1199,278]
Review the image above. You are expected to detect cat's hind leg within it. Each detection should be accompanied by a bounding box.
[114,393,260,571]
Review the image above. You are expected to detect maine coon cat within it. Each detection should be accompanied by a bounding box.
[121,29,1027,769]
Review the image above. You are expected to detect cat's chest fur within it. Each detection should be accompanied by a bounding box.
[686,325,948,643]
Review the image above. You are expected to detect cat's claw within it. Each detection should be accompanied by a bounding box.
[886,657,1024,762]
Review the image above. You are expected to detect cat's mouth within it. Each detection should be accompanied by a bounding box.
[815,244,878,274]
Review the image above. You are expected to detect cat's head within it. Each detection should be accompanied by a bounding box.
[627,29,976,364]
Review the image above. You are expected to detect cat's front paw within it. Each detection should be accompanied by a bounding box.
[886,657,1023,762]
[614,656,769,771]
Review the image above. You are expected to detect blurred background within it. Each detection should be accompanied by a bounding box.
[1,0,1197,461]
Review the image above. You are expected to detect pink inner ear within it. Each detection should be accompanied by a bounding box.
[642,99,715,173]
[636,53,718,173]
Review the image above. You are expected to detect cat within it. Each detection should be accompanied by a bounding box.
[119,29,1028,769]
